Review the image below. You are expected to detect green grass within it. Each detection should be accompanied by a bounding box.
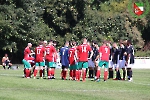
[0,66,150,100]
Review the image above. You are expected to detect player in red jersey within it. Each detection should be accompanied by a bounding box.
[22,43,34,78]
[34,41,46,79]
[43,40,48,78]
[69,41,77,80]
[76,38,93,82]
[95,41,110,82]
[45,40,56,79]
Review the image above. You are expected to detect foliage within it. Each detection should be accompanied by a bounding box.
[0,0,150,63]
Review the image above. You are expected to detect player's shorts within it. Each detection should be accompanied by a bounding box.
[88,59,95,68]
[78,62,88,69]
[62,65,69,69]
[35,62,45,67]
[119,60,125,68]
[108,60,113,68]
[46,62,56,68]
[98,60,109,68]
[126,64,134,68]
[69,64,77,70]
[22,59,31,69]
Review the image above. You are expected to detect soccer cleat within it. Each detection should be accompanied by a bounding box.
[128,78,133,82]
[96,79,100,82]
[104,80,106,82]
[33,77,36,79]
[113,78,118,80]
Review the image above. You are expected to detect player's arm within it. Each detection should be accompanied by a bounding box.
[2,57,5,63]
[75,49,78,60]
[88,50,93,60]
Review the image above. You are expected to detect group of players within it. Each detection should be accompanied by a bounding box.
[22,38,134,82]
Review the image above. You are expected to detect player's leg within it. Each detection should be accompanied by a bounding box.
[2,63,6,69]
[51,62,56,79]
[34,63,39,79]
[82,62,88,82]
[95,61,104,82]
[104,61,109,81]
[39,62,45,78]
[108,60,113,79]
[8,62,12,69]
[114,60,121,80]
[77,62,83,81]
[127,64,133,81]
[69,65,73,80]
[120,60,126,80]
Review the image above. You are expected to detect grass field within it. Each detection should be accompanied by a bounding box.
[0,66,150,100]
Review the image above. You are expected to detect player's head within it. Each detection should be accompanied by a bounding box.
[113,42,118,48]
[119,40,124,47]
[4,54,8,57]
[48,40,53,45]
[65,41,69,47]
[71,41,76,47]
[106,41,111,47]
[28,43,32,48]
[43,40,47,46]
[53,41,57,47]
[102,40,107,46]
[39,41,43,45]
[82,38,87,44]
[87,41,90,46]
[127,40,132,46]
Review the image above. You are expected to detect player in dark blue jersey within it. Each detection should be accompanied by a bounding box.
[107,42,114,79]
[60,41,70,80]
[112,43,121,80]
[124,40,134,82]
[118,41,126,80]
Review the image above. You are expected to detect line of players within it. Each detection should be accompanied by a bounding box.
[22,38,134,82]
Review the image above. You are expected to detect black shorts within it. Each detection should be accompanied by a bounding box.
[62,65,69,69]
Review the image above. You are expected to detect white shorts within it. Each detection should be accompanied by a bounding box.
[119,60,125,68]
[88,59,95,68]
[126,64,134,68]
[113,63,119,68]
[109,60,113,68]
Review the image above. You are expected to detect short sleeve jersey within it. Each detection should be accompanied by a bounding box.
[24,47,31,60]
[76,44,92,62]
[35,45,45,62]
[60,46,69,67]
[99,45,110,61]
[45,45,56,62]
[69,47,76,65]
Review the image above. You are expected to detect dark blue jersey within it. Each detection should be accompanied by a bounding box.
[118,47,126,60]
[126,45,134,64]
[112,48,119,64]
[91,46,99,61]
[60,46,69,67]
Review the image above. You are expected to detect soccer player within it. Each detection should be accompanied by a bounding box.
[76,38,93,82]
[60,41,70,80]
[118,41,126,80]
[45,40,56,79]
[88,41,99,78]
[22,43,34,78]
[34,41,46,79]
[107,42,114,79]
[125,40,134,82]
[43,40,48,78]
[69,41,77,80]
[2,54,12,69]
[112,43,121,80]
[95,41,110,82]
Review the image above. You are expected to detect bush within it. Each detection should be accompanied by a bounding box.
[134,50,150,57]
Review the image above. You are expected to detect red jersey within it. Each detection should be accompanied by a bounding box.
[24,47,31,60]
[76,43,92,62]
[69,47,76,65]
[99,45,110,61]
[45,45,56,62]
[35,45,45,62]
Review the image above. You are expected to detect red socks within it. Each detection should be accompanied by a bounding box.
[104,71,108,81]
[25,69,30,78]
[96,70,101,79]
[34,69,38,77]
[76,70,79,81]
[82,70,86,81]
